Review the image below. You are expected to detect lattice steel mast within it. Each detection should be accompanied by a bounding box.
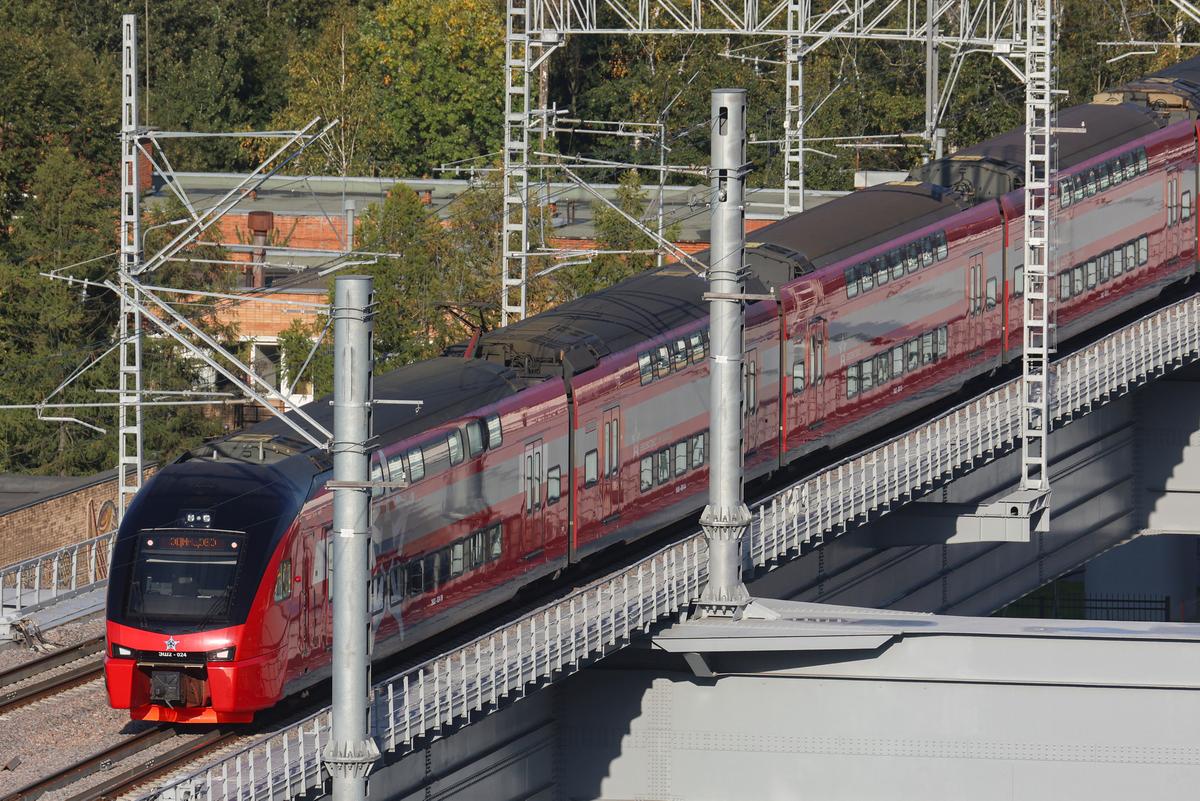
[1021,0,1054,493]
[118,14,144,521]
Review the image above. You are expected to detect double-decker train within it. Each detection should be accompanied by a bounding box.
[107,57,1200,723]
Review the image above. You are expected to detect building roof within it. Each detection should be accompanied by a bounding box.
[0,470,118,518]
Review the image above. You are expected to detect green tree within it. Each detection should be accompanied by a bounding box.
[361,0,505,175]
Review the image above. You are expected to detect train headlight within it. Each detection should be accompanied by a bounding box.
[111,643,134,658]
[207,647,236,662]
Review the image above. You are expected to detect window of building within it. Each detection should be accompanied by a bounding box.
[584,449,598,487]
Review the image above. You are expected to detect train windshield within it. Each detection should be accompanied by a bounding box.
[124,530,245,629]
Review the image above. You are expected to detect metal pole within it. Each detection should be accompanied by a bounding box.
[784,0,805,215]
[323,275,379,800]
[117,14,144,522]
[925,0,944,160]
[698,89,751,619]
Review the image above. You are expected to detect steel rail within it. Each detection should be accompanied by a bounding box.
[0,638,106,715]
[0,635,105,691]
[0,728,172,801]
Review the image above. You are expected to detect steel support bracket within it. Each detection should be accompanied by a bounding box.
[322,737,381,781]
[870,488,1050,545]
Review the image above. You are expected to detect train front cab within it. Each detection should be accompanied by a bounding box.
[104,457,308,724]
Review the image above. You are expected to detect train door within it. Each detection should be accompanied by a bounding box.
[743,349,759,453]
[523,440,545,553]
[1166,167,1183,263]
[299,533,313,660]
[788,318,827,437]
[601,407,621,522]
[967,252,985,351]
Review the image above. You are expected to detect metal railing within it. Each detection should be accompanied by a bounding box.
[0,531,115,617]
[144,292,1200,801]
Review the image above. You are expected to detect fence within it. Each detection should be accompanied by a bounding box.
[144,292,1200,801]
[0,531,114,617]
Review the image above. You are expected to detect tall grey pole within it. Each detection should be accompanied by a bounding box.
[697,89,751,619]
[323,276,379,800]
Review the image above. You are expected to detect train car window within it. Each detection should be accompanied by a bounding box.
[859,262,874,294]
[370,456,386,499]
[640,457,653,492]
[860,358,874,392]
[672,339,689,371]
[1138,236,1149,265]
[1086,260,1097,289]
[985,277,998,310]
[846,363,860,398]
[1099,163,1111,191]
[483,414,502,449]
[1112,247,1124,276]
[1169,177,1178,226]
[747,360,758,410]
[1137,148,1148,174]
[937,327,948,358]
[1110,158,1123,186]
[485,525,500,561]
[690,332,706,362]
[525,455,535,511]
[466,420,486,458]
[450,542,465,578]
[655,345,671,378]
[845,267,859,299]
[935,231,949,260]
[1071,177,1085,205]
[406,560,424,596]
[638,352,653,385]
[407,447,425,482]
[691,432,707,468]
[327,539,334,601]
[891,346,905,378]
[674,441,689,477]
[610,419,620,476]
[1121,154,1134,182]
[906,339,920,372]
[1084,169,1097,197]
[437,551,450,586]
[906,242,920,273]
[468,531,486,570]
[792,343,805,394]
[874,353,891,385]
[810,333,825,385]
[1059,179,1073,209]
[889,250,905,280]
[1058,273,1071,300]
[1099,253,1111,283]
[873,256,888,286]
[1184,190,1193,222]
[447,431,464,466]
[1070,265,1083,296]
[532,450,542,508]
[547,466,561,504]
[387,452,406,486]
[584,449,598,487]
[656,448,671,484]
[1125,242,1137,270]
[274,559,292,602]
[389,563,404,603]
[921,332,935,364]
[1013,266,1025,296]
[921,237,935,267]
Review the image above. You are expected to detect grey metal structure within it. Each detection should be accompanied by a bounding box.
[117,14,144,520]
[140,281,1200,801]
[699,89,752,617]
[323,276,381,799]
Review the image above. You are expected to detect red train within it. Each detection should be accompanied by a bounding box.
[107,59,1200,723]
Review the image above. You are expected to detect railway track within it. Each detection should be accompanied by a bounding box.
[0,635,105,715]
[1,726,240,801]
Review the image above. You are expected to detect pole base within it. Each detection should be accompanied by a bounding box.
[697,503,752,619]
[323,737,381,780]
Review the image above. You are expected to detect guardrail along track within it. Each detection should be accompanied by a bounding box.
[0,635,105,714]
[148,292,1200,801]
[0,532,114,617]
